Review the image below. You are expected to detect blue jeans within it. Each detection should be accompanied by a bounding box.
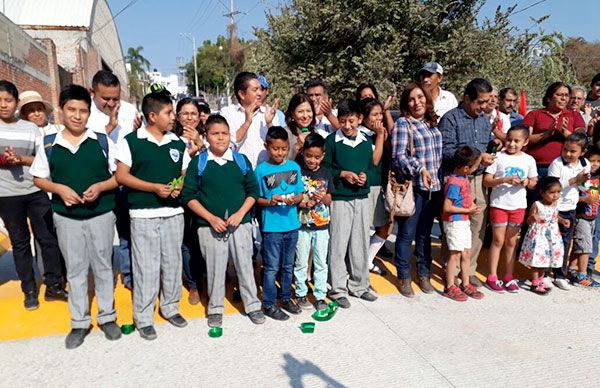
[394,189,440,279]
[262,230,298,307]
[589,214,600,272]
[112,186,132,288]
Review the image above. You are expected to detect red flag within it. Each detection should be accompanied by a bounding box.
[518,89,527,117]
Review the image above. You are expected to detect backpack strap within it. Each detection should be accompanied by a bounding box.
[43,133,57,159]
[95,132,109,157]
[197,150,248,188]
[232,151,249,176]
[197,150,209,188]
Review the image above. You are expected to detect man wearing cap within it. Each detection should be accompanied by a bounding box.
[257,74,286,126]
[18,91,61,136]
[87,70,141,290]
[418,62,458,118]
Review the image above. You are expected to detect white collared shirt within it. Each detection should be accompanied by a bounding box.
[219,103,280,168]
[434,88,458,118]
[207,148,233,166]
[548,156,591,212]
[88,99,138,146]
[489,109,512,134]
[116,126,191,219]
[30,128,116,179]
[334,129,368,148]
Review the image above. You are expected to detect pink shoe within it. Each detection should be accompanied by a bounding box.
[485,278,505,293]
[504,279,519,293]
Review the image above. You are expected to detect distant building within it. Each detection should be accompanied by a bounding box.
[146,70,187,97]
[1,0,129,105]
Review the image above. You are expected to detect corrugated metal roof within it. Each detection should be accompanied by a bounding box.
[2,0,95,28]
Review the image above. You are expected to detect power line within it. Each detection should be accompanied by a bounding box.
[92,0,140,36]
[512,0,548,15]
[186,0,212,30]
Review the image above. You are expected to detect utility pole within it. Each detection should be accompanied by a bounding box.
[181,33,199,98]
[223,0,241,105]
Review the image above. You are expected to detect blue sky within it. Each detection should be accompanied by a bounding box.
[108,0,598,75]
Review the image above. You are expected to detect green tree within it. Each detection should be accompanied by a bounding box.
[249,0,577,108]
[125,46,151,105]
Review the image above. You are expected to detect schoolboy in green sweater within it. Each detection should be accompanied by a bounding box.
[323,99,378,308]
[115,90,190,340]
[31,84,119,349]
[181,114,265,328]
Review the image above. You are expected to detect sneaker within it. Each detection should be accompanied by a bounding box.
[553,278,572,291]
[333,296,351,309]
[24,291,39,311]
[188,288,200,305]
[166,313,188,328]
[543,277,554,289]
[461,283,484,299]
[65,328,91,349]
[399,278,415,298]
[418,276,434,294]
[281,299,302,315]
[485,278,505,293]
[263,305,289,321]
[207,314,223,328]
[504,279,520,293]
[359,291,378,302]
[44,283,68,302]
[138,325,157,340]
[443,285,468,301]
[469,275,483,288]
[247,310,266,325]
[296,296,313,310]
[530,282,550,295]
[99,321,122,340]
[315,300,328,311]
[369,263,388,276]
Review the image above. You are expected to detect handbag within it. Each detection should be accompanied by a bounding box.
[385,120,416,218]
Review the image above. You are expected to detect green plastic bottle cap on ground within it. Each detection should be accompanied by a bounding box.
[300,322,315,333]
[121,324,135,335]
[208,327,223,338]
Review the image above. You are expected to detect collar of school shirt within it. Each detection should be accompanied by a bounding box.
[358,125,375,137]
[136,125,179,146]
[561,156,587,167]
[52,128,98,153]
[334,129,367,147]
[207,148,233,166]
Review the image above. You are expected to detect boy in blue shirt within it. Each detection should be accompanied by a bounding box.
[255,126,305,320]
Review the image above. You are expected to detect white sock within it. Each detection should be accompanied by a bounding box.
[368,234,386,267]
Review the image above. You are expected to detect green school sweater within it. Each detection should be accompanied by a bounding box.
[125,132,186,209]
[323,131,374,200]
[49,138,115,219]
[181,154,259,227]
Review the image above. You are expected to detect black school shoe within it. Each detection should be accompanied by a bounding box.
[44,283,68,302]
[263,305,289,321]
[138,326,157,340]
[65,327,91,349]
[166,313,188,328]
[281,299,302,315]
[333,296,351,309]
[24,291,39,310]
[99,321,122,340]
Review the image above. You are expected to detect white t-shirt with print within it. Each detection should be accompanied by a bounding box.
[548,156,591,212]
[485,151,538,210]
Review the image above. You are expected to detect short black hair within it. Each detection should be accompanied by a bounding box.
[142,91,172,120]
[506,126,529,140]
[542,82,571,107]
[356,83,379,101]
[585,145,600,159]
[233,72,258,102]
[537,176,561,193]
[59,84,91,109]
[464,78,493,101]
[265,126,289,143]
[0,80,18,100]
[591,73,600,87]
[337,99,361,119]
[565,132,588,150]
[92,70,120,90]
[452,145,481,169]
[205,114,229,133]
[198,104,211,115]
[304,79,329,95]
[303,132,326,151]
[499,87,517,100]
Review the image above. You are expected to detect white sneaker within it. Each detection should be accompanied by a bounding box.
[543,277,554,289]
[553,278,571,291]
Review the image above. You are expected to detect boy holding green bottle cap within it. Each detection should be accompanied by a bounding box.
[115,90,190,340]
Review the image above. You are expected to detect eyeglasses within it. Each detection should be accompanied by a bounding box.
[178,112,199,118]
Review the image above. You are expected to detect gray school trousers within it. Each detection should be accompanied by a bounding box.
[329,197,372,299]
[130,214,184,328]
[197,222,261,315]
[53,211,116,329]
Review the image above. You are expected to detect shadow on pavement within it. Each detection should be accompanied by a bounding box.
[282,353,347,388]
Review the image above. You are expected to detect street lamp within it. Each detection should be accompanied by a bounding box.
[181,33,199,98]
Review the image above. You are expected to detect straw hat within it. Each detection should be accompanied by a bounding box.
[17,91,54,117]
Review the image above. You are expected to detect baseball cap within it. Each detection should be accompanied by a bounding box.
[419,62,444,75]
[256,74,269,89]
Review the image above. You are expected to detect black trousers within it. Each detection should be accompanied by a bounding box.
[0,191,64,293]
